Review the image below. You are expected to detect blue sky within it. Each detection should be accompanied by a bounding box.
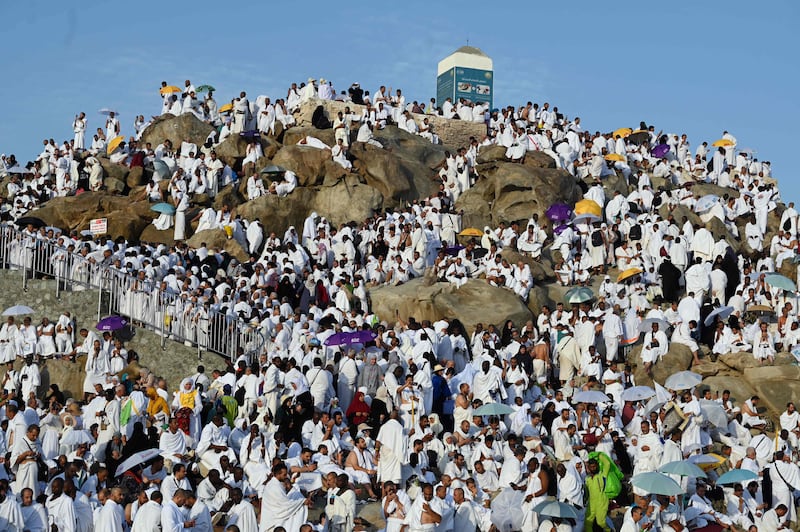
[1,1,797,199]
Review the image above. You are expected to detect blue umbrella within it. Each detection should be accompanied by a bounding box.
[152,159,170,179]
[324,330,377,346]
[150,202,176,215]
[97,315,129,331]
[764,273,796,292]
[631,472,683,496]
[704,306,734,326]
[651,144,670,158]
[717,468,759,485]
[565,287,594,304]
[546,203,572,222]
[532,500,579,520]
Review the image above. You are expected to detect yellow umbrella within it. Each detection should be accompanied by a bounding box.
[160,85,182,95]
[604,153,625,162]
[458,227,484,237]
[106,135,125,155]
[613,128,632,138]
[696,453,726,472]
[218,103,234,113]
[712,139,734,147]
[617,267,643,283]
[574,199,602,217]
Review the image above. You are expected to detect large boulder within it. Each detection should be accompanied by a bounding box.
[271,146,347,187]
[476,146,556,170]
[369,278,533,333]
[98,158,130,182]
[185,229,249,262]
[126,166,148,188]
[457,163,582,229]
[627,343,694,387]
[139,224,175,245]
[741,364,800,417]
[33,192,155,240]
[349,141,439,206]
[214,135,280,171]
[104,177,126,195]
[214,183,246,210]
[282,126,338,148]
[236,181,383,231]
[140,113,215,148]
[373,126,449,170]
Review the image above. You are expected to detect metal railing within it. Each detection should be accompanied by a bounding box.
[0,224,265,362]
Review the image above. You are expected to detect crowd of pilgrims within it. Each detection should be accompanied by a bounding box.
[0,75,796,532]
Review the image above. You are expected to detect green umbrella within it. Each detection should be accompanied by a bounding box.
[473,403,515,417]
[631,472,683,496]
[196,84,215,92]
[658,460,707,478]
[764,273,796,292]
[717,469,758,485]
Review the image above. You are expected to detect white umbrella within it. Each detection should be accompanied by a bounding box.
[114,448,162,477]
[621,386,655,402]
[60,429,94,446]
[664,371,702,391]
[491,489,526,531]
[694,194,720,213]
[699,399,729,429]
[98,108,119,116]
[572,391,610,404]
[2,305,34,316]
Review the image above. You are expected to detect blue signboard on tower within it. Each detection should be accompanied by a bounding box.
[437,67,493,109]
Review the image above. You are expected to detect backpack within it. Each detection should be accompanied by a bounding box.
[762,467,773,509]
[591,230,604,247]
[629,224,642,241]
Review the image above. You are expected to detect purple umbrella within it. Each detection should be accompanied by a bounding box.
[651,144,670,158]
[97,315,129,331]
[545,203,572,222]
[324,330,377,346]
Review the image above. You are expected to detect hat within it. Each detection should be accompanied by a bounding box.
[307,77,316,83]
[357,423,372,432]
[433,364,445,372]
[319,78,327,84]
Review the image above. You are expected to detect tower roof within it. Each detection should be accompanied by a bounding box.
[453,45,488,57]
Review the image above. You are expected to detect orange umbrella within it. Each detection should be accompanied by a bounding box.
[218,103,234,113]
[106,135,125,155]
[712,139,734,147]
[160,85,182,95]
[617,267,643,283]
[604,153,625,162]
[574,199,602,217]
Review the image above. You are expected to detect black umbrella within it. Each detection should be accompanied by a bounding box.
[628,131,650,146]
[15,216,45,229]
